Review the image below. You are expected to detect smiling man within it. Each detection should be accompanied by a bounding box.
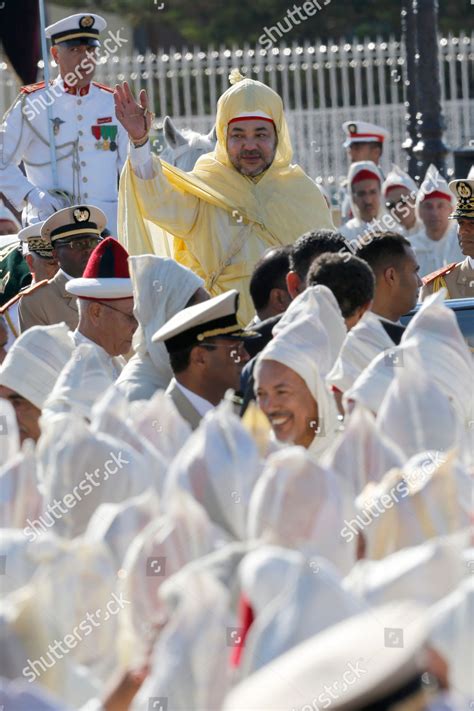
[115,70,333,325]
[255,286,344,457]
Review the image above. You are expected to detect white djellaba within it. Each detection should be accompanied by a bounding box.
[256,285,346,459]
[116,254,206,400]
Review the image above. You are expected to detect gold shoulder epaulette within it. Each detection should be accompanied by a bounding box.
[20,81,46,95]
[422,262,458,286]
[0,279,48,314]
[92,81,114,93]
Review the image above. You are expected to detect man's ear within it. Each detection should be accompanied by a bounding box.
[25,253,33,272]
[383,265,397,286]
[88,301,102,324]
[286,271,301,300]
[51,46,58,63]
[189,344,209,367]
[269,287,291,314]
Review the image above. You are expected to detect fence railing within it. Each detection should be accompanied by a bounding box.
[1,33,473,186]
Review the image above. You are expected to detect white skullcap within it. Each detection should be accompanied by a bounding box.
[382,163,418,196]
[0,323,75,409]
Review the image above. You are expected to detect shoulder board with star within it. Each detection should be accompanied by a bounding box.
[422,262,458,286]
[0,279,48,314]
[92,81,114,93]
[20,81,46,95]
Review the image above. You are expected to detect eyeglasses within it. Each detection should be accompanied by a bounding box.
[97,301,137,325]
[199,340,247,353]
[55,237,101,251]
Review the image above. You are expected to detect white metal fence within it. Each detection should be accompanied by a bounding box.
[1,33,473,187]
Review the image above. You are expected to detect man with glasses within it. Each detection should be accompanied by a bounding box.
[65,236,136,380]
[152,290,257,430]
[17,205,105,332]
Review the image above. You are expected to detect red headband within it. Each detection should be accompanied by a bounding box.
[352,169,380,185]
[421,190,451,203]
[228,116,275,126]
[349,132,386,142]
[385,183,407,194]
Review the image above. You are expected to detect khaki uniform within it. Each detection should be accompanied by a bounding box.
[18,269,78,332]
[421,258,474,300]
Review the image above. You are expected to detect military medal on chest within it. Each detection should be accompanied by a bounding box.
[91,123,118,151]
[50,117,65,136]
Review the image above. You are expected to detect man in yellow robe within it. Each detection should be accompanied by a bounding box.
[115,71,333,324]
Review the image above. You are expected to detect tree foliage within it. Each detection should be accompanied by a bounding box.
[52,0,467,48]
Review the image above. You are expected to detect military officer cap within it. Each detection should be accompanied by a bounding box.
[342,120,390,148]
[18,222,54,259]
[41,205,106,245]
[449,178,474,221]
[224,601,430,711]
[152,289,259,353]
[45,13,107,47]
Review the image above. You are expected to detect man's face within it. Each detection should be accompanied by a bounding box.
[0,385,41,443]
[347,142,381,164]
[53,235,100,277]
[199,337,250,394]
[93,298,138,356]
[418,198,451,239]
[226,120,277,177]
[457,218,474,257]
[393,247,422,315]
[0,220,19,236]
[256,359,319,449]
[27,252,59,282]
[385,187,416,229]
[352,178,381,222]
[52,43,98,84]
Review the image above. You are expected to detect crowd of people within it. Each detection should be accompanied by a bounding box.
[0,10,473,711]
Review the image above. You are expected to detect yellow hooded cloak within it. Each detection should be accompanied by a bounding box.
[118,71,333,324]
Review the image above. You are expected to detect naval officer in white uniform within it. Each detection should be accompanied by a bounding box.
[0,13,127,234]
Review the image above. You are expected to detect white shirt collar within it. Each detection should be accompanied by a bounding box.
[377,314,403,326]
[174,379,214,417]
[468,256,474,269]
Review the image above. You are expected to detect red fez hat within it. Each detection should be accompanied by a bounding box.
[65,237,133,300]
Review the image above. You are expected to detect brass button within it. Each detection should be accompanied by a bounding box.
[81,161,86,167]
[82,177,88,183]
[78,114,83,120]
[84,193,88,198]
[79,146,84,152]
[78,130,83,136]
[77,99,82,105]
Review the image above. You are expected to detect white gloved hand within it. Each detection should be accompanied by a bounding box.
[26,188,63,221]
